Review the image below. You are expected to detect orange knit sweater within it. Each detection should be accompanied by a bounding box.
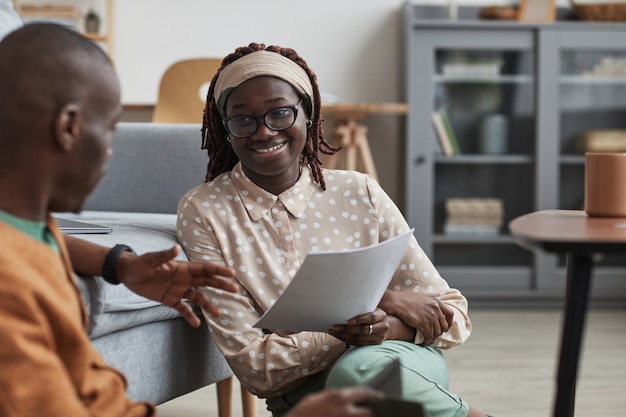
[0,217,155,417]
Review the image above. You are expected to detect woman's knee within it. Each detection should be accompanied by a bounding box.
[325,341,449,389]
[326,345,393,388]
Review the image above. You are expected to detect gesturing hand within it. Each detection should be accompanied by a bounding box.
[379,291,454,346]
[117,244,237,327]
[328,308,388,346]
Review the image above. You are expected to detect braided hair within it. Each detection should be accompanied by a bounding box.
[201,43,339,190]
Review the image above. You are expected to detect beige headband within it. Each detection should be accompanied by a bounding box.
[213,50,314,117]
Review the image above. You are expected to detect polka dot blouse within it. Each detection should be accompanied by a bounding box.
[177,163,470,398]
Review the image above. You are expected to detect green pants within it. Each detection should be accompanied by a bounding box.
[265,340,469,417]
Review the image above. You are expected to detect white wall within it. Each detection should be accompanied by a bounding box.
[115,0,410,105]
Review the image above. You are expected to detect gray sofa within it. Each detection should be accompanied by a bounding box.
[57,122,233,405]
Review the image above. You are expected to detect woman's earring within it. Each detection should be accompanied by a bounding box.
[226,135,231,143]
[306,120,313,128]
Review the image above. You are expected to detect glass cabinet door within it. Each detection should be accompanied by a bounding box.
[433,47,535,235]
[406,28,537,290]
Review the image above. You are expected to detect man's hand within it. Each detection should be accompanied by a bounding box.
[378,290,454,346]
[117,244,237,327]
[285,387,382,417]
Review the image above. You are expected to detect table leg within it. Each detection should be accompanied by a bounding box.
[553,253,594,417]
[354,122,378,181]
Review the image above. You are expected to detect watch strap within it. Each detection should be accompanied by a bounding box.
[102,244,134,285]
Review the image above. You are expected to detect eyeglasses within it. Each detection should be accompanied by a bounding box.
[223,99,303,138]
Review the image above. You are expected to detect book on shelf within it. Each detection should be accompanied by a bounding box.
[431,111,454,156]
[445,198,503,217]
[444,198,504,236]
[442,59,503,77]
[431,110,460,156]
[439,110,461,155]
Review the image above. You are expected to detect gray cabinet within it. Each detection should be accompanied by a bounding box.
[403,3,626,306]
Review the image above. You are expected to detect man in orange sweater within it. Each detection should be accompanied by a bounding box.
[0,22,241,416]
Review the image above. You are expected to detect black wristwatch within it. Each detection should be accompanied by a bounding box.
[102,244,135,285]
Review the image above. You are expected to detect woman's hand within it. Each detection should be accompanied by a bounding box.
[379,290,454,346]
[328,308,388,346]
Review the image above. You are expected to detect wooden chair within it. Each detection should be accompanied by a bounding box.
[152,58,222,123]
[153,58,258,417]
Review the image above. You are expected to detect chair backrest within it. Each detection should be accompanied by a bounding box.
[152,58,222,124]
[84,122,207,214]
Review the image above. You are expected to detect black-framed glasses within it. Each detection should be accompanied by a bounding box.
[223,99,303,138]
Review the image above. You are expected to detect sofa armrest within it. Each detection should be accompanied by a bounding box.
[61,211,188,338]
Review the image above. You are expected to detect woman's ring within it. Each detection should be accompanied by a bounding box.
[368,324,373,335]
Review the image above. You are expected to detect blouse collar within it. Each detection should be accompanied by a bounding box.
[231,163,316,221]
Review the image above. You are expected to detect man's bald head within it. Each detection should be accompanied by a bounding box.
[0,23,118,134]
[0,23,122,216]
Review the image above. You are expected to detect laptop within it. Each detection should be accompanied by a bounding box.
[54,216,112,234]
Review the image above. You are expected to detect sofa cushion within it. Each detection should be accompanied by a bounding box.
[59,211,188,338]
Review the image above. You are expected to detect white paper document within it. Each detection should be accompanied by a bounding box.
[253,229,414,332]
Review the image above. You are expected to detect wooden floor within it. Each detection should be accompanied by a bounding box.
[156,308,626,417]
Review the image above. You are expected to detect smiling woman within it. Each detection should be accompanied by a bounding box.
[176,42,490,417]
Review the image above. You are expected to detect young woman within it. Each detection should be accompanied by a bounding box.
[177,43,489,417]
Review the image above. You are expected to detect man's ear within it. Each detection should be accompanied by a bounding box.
[55,103,82,152]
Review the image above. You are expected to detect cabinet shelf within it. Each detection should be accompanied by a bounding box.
[561,75,626,84]
[404,2,626,305]
[560,155,585,164]
[433,234,515,244]
[434,74,533,84]
[15,1,115,57]
[434,154,533,164]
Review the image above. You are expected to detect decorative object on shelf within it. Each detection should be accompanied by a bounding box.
[431,110,460,156]
[571,0,626,21]
[517,0,556,22]
[444,198,504,236]
[582,56,626,77]
[576,129,626,152]
[479,5,519,20]
[84,8,100,34]
[479,113,509,154]
[584,152,626,217]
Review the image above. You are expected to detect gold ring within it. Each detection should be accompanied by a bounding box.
[368,324,373,335]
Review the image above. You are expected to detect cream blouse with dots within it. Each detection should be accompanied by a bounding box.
[177,163,471,398]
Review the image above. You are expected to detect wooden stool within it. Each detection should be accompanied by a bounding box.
[325,118,378,180]
[321,102,408,181]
